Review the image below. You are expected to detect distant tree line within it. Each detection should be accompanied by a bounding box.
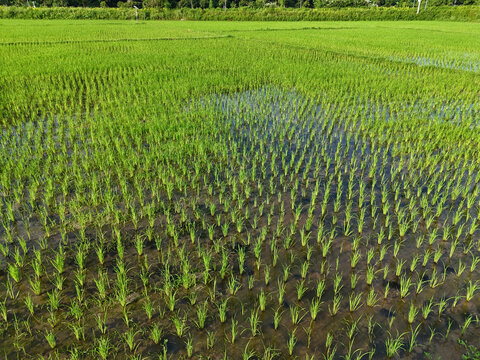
[1,4,479,19]
[0,0,476,10]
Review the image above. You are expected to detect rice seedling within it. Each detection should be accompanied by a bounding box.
[45,331,56,349]
[288,328,297,356]
[95,337,111,360]
[172,312,188,337]
[227,317,241,344]
[465,280,480,302]
[407,302,418,324]
[408,324,421,353]
[385,332,406,358]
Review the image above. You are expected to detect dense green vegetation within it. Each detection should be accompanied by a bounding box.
[1,0,480,12]
[1,19,480,359]
[1,6,480,20]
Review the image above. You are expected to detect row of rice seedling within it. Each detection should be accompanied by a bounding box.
[0,19,479,359]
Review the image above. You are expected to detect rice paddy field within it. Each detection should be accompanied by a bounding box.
[1,19,480,360]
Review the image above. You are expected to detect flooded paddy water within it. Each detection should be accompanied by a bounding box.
[1,86,480,359]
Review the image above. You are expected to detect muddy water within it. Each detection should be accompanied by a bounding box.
[1,88,480,359]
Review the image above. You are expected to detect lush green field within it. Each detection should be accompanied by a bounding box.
[1,19,480,359]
